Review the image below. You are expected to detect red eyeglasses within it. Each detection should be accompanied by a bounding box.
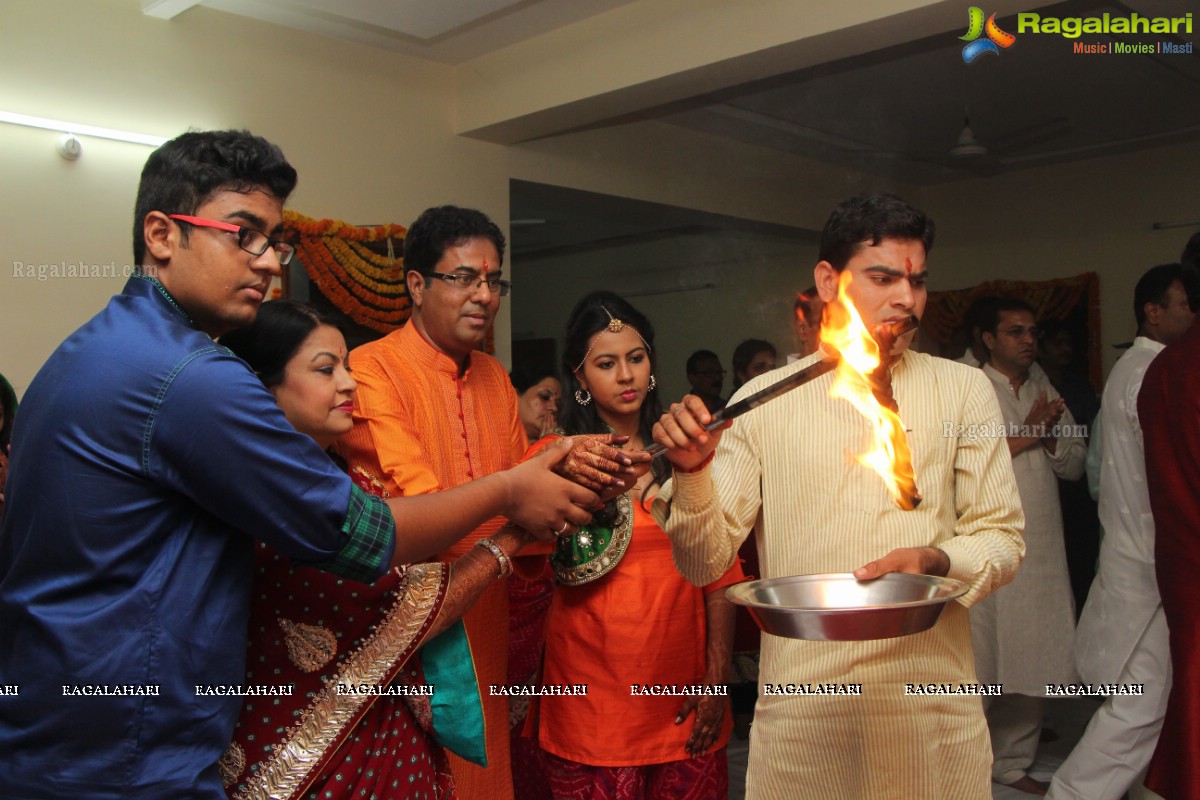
[168,214,296,265]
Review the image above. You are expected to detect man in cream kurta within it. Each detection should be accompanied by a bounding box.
[973,299,1086,792]
[651,194,1024,800]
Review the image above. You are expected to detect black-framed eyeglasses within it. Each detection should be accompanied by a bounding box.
[999,326,1039,340]
[168,214,296,265]
[425,271,511,296]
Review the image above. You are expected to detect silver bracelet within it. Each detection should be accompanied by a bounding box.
[475,537,512,579]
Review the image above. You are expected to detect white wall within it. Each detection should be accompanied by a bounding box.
[915,140,1200,374]
[0,0,470,395]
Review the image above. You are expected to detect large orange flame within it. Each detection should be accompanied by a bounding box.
[819,271,921,510]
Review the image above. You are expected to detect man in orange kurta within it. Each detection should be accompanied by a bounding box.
[339,206,525,800]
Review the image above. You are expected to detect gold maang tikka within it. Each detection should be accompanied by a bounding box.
[574,306,651,371]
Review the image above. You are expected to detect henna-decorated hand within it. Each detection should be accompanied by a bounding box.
[502,438,598,533]
[553,433,645,492]
[677,693,726,757]
[597,457,652,503]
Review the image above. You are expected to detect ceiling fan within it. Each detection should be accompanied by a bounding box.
[941,106,1071,175]
[949,110,988,158]
[699,102,1071,181]
[943,108,1000,174]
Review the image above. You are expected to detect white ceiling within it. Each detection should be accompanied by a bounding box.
[143,0,1200,181]
[143,0,1200,252]
[141,0,634,63]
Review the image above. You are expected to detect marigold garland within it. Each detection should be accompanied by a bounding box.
[283,211,411,333]
[285,212,407,243]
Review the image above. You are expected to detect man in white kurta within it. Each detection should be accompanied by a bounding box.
[651,194,1025,800]
[1047,266,1195,800]
[973,300,1086,792]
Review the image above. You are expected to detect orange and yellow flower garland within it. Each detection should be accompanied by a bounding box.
[283,211,411,333]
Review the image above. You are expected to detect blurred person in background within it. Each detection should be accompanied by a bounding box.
[1134,246,1200,800]
[975,297,1086,795]
[1048,263,1196,800]
[787,287,823,362]
[511,363,562,442]
[730,339,778,392]
[685,349,727,413]
[0,372,16,515]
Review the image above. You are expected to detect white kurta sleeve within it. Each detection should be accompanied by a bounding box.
[1044,389,1087,482]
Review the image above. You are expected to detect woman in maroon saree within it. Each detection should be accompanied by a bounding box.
[219,301,534,800]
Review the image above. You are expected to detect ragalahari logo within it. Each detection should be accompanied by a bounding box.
[960,7,1017,63]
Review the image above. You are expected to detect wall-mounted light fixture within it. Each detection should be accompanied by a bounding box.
[56,133,83,161]
[0,111,168,150]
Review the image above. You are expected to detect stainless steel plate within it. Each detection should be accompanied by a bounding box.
[726,572,969,641]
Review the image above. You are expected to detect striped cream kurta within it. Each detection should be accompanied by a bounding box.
[653,349,1025,800]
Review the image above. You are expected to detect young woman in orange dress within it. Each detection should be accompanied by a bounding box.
[529,291,744,800]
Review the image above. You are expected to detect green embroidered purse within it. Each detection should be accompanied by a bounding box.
[550,491,633,586]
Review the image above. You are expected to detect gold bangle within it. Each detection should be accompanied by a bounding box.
[475,537,512,579]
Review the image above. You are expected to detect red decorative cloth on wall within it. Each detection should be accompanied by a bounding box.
[921,272,1101,389]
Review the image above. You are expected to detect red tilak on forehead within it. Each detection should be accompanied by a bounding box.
[905,257,912,275]
[482,258,489,270]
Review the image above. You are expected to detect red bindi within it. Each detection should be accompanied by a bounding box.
[904,257,912,275]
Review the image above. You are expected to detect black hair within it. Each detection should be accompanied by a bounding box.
[963,295,1000,334]
[1182,233,1200,311]
[219,300,343,388]
[0,372,17,453]
[133,130,297,267]
[509,362,560,395]
[1182,231,1200,271]
[1134,263,1188,328]
[559,291,670,505]
[686,350,721,374]
[980,297,1036,337]
[731,338,777,390]
[818,193,935,270]
[1037,317,1073,343]
[403,205,506,276]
